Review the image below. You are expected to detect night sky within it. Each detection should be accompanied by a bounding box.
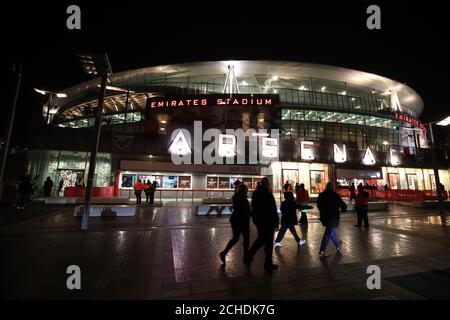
[2,1,449,144]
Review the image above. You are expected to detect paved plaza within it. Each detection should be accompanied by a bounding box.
[1,202,450,299]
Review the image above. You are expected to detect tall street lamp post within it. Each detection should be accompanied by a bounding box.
[78,53,112,231]
[33,89,67,178]
[0,63,22,199]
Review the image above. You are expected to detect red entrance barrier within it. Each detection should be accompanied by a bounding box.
[64,186,115,198]
[423,190,448,200]
[64,186,448,202]
[338,189,448,202]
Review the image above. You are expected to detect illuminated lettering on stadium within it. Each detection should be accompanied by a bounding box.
[148,94,278,109]
[395,113,427,132]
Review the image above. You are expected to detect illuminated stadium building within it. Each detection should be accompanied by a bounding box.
[26,61,449,199]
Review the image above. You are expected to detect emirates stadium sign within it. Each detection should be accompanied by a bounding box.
[148,94,279,109]
[395,113,427,132]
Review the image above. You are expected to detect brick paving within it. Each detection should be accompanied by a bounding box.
[1,202,450,299]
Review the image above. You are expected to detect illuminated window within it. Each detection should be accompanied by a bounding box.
[310,170,326,195]
[281,109,398,129]
[157,114,169,134]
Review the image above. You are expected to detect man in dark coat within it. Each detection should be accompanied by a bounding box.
[43,177,54,198]
[349,182,356,204]
[246,177,280,272]
[317,182,347,257]
[16,174,33,210]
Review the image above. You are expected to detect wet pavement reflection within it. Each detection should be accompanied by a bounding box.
[1,203,450,299]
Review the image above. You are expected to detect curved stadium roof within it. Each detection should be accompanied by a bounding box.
[50,61,424,123]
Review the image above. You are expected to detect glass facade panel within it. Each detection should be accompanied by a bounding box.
[281,109,398,129]
[60,111,142,128]
[281,109,401,151]
[163,176,178,189]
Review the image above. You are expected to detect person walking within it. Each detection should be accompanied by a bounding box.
[354,184,369,228]
[219,184,251,264]
[296,183,310,227]
[43,177,54,198]
[274,192,306,247]
[133,179,145,204]
[16,174,33,210]
[283,181,290,192]
[317,182,347,257]
[246,177,280,272]
[349,182,356,204]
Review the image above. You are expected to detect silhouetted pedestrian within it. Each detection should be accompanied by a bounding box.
[349,182,356,203]
[355,184,369,228]
[149,181,156,204]
[219,184,251,264]
[275,192,306,247]
[16,174,33,210]
[317,182,347,257]
[43,177,54,198]
[246,177,280,272]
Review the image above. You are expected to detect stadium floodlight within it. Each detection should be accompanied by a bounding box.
[78,53,112,76]
[436,116,450,127]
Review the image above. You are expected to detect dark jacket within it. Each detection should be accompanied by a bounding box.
[355,190,369,208]
[280,199,297,226]
[317,188,347,228]
[230,193,251,225]
[144,183,155,194]
[349,185,356,195]
[43,179,53,191]
[251,186,279,229]
[18,176,33,194]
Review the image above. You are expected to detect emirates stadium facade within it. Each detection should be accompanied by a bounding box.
[22,61,450,200]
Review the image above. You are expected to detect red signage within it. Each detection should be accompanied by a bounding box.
[148,94,279,110]
[395,113,427,133]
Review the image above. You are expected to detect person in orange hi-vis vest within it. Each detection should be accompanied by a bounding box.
[296,183,310,227]
[133,179,145,204]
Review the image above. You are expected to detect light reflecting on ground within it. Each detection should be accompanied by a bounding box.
[2,204,450,299]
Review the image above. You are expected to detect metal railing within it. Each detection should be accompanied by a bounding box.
[119,188,322,204]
